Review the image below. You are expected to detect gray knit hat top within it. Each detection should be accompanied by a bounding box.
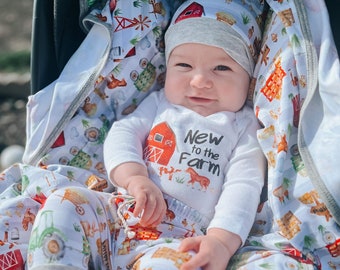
[165,0,264,76]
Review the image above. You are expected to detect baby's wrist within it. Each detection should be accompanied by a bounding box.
[125,174,150,192]
[207,228,241,256]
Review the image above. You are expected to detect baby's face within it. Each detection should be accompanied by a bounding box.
[164,43,250,116]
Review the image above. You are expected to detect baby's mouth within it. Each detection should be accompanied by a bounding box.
[188,96,213,103]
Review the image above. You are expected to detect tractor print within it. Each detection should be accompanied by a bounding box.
[130,58,157,92]
[58,188,90,216]
[28,210,67,262]
[68,147,92,170]
[290,144,307,177]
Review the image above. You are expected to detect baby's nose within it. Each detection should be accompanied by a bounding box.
[190,72,213,89]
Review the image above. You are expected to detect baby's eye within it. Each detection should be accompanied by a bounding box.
[214,65,231,71]
[176,63,191,68]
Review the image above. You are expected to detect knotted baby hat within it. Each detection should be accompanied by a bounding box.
[165,0,264,76]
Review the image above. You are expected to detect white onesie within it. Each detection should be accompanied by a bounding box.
[104,89,265,243]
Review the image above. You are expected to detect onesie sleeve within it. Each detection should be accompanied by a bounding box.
[207,107,265,244]
[103,91,162,183]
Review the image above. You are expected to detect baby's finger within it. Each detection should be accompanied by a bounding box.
[181,245,209,270]
[133,193,147,218]
[148,200,167,227]
[140,196,158,225]
[179,236,202,253]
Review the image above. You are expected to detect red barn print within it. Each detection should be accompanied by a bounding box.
[143,122,176,166]
[174,2,204,23]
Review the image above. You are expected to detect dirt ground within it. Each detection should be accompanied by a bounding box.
[0,0,33,158]
[0,0,33,53]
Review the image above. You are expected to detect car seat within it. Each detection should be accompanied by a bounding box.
[30,0,86,93]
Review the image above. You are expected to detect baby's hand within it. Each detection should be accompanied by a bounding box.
[179,228,241,270]
[126,175,166,227]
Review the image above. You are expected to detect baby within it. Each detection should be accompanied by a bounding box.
[104,0,265,269]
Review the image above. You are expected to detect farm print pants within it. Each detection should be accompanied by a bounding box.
[27,186,205,270]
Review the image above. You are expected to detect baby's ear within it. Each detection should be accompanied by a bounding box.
[246,77,257,108]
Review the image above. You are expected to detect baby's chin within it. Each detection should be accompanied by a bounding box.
[188,105,218,117]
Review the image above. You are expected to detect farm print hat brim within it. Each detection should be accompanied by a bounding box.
[165,0,264,76]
